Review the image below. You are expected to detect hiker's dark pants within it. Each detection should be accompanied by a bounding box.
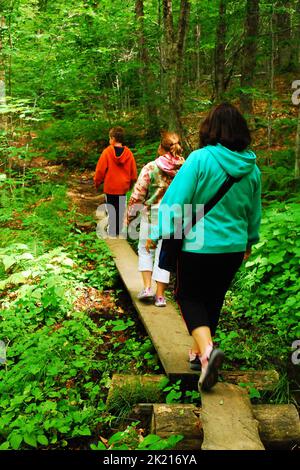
[176,251,244,336]
[105,194,126,236]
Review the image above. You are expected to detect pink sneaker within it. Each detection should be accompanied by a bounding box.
[189,350,201,371]
[137,288,155,302]
[154,296,166,307]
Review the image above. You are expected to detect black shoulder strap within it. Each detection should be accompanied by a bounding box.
[204,175,241,216]
[186,175,242,234]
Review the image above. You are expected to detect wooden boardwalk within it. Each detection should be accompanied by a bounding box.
[105,238,193,377]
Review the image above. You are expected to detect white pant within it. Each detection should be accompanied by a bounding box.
[138,219,170,284]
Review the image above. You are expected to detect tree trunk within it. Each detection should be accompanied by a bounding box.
[214,0,226,101]
[175,0,190,125]
[295,105,300,179]
[161,0,191,138]
[267,5,275,152]
[158,0,164,97]
[275,1,292,71]
[292,59,300,175]
[292,0,300,71]
[0,16,7,130]
[240,0,260,114]
[252,404,300,450]
[195,23,201,84]
[135,0,159,138]
[161,0,177,131]
[150,403,300,450]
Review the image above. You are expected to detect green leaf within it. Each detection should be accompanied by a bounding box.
[77,426,91,436]
[19,252,35,261]
[268,251,286,265]
[249,388,261,399]
[37,435,49,446]
[0,441,10,450]
[2,255,16,271]
[90,441,107,450]
[108,431,125,445]
[111,319,134,331]
[57,425,71,434]
[165,434,184,447]
[24,434,37,448]
[41,401,57,412]
[139,434,161,447]
[9,434,23,450]
[166,390,182,404]
[10,271,31,285]
[50,435,58,444]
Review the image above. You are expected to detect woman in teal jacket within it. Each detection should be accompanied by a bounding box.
[146,103,261,392]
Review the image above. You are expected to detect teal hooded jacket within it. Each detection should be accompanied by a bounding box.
[150,143,261,254]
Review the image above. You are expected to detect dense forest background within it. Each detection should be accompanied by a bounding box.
[0,0,299,451]
[1,0,300,170]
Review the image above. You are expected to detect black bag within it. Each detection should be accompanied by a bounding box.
[158,175,241,273]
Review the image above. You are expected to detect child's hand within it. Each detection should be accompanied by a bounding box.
[244,247,252,261]
[145,238,157,253]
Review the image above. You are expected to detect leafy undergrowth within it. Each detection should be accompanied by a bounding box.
[215,199,300,405]
[1,163,299,450]
[0,169,169,450]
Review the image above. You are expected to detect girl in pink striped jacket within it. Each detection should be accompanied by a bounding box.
[126,132,185,307]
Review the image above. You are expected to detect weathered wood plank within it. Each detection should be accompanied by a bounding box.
[200,383,265,450]
[106,374,165,407]
[220,369,279,391]
[105,238,193,376]
[252,404,300,449]
[150,403,300,450]
[151,404,203,450]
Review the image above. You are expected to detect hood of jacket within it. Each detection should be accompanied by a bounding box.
[206,143,257,178]
[155,152,185,176]
[107,145,132,165]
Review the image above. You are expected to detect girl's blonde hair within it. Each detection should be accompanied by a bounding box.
[160,132,183,157]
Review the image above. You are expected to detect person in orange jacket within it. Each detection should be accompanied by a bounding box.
[94,127,137,236]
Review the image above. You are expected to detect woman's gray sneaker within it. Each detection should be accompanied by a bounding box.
[198,349,224,392]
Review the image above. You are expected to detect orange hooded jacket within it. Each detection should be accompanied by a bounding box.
[94,145,137,195]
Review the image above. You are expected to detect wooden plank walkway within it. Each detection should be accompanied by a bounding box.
[105,238,192,377]
[200,383,265,450]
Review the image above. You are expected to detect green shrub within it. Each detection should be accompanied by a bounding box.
[216,201,300,374]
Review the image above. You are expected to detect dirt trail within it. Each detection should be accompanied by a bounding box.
[66,170,105,218]
[12,155,106,219]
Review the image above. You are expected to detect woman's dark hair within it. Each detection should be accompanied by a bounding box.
[199,103,251,151]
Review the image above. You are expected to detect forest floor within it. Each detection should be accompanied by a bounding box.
[15,156,103,217]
